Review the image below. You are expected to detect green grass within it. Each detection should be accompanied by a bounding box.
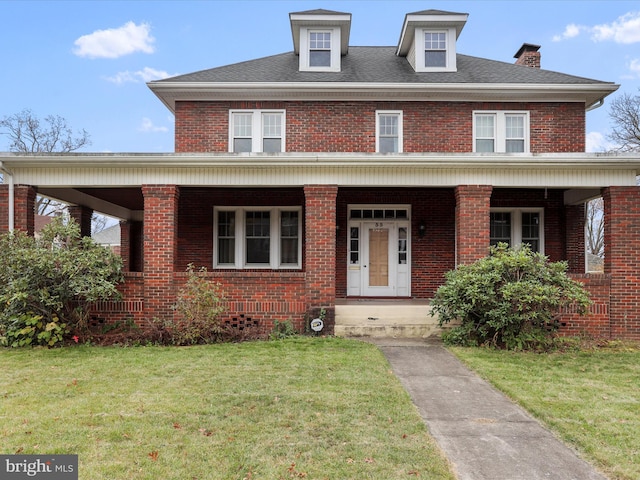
[450,343,640,480]
[0,337,454,479]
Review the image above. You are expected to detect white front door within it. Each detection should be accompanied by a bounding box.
[347,218,410,297]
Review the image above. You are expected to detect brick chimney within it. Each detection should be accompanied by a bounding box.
[514,43,541,68]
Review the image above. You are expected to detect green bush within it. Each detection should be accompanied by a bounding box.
[168,264,227,345]
[0,217,124,347]
[431,243,591,350]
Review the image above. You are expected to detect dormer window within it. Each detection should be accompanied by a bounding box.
[396,10,468,73]
[309,31,331,67]
[289,10,351,73]
[424,32,447,67]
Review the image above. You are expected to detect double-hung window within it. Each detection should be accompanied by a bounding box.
[309,31,331,67]
[490,208,543,253]
[230,110,285,153]
[214,207,301,269]
[424,32,447,67]
[376,111,403,153]
[473,111,529,153]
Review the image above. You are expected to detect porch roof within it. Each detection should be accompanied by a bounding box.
[2,152,639,221]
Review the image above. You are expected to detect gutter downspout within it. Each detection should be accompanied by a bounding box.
[0,161,14,232]
[586,98,604,112]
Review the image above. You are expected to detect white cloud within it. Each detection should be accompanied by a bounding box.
[139,118,168,133]
[105,67,174,85]
[592,12,640,44]
[586,131,617,153]
[74,21,155,59]
[552,23,585,42]
[553,12,640,44]
[629,58,640,77]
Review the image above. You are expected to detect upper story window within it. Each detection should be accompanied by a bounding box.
[424,32,447,67]
[214,207,302,269]
[474,111,530,153]
[376,111,403,153]
[309,31,331,67]
[299,27,341,72]
[490,208,543,253]
[230,110,285,153]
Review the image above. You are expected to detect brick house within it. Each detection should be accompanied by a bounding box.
[2,8,640,339]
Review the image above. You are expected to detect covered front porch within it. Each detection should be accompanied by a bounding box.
[2,152,640,340]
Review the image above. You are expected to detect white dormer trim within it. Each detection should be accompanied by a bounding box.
[289,10,351,73]
[415,28,458,72]
[396,11,468,73]
[299,27,342,72]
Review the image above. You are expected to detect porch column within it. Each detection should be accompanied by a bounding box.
[120,221,132,272]
[14,185,37,236]
[0,184,8,233]
[68,205,93,237]
[455,185,492,265]
[304,184,338,333]
[565,203,586,273]
[603,187,640,340]
[142,185,180,323]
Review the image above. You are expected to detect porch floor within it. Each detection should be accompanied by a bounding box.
[334,298,443,338]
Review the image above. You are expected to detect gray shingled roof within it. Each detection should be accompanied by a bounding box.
[154,47,612,86]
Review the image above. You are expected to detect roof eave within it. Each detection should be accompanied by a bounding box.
[147,81,620,113]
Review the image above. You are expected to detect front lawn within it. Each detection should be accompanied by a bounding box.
[451,342,640,480]
[0,337,454,479]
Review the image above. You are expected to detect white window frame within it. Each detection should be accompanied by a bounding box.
[299,27,341,72]
[376,110,403,153]
[473,111,530,153]
[490,208,544,253]
[229,110,286,153]
[213,207,302,269]
[416,28,457,72]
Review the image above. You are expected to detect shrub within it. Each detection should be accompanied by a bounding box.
[431,243,591,350]
[0,217,124,347]
[169,264,227,345]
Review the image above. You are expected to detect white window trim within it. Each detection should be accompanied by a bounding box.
[415,28,457,72]
[490,207,544,253]
[299,27,341,72]
[473,111,530,153]
[229,110,286,153]
[375,110,403,153]
[213,207,302,269]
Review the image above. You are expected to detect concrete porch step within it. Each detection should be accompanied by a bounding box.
[334,300,442,338]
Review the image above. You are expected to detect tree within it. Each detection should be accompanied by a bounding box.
[586,198,604,259]
[607,90,640,152]
[0,109,111,232]
[0,108,91,153]
[0,217,123,347]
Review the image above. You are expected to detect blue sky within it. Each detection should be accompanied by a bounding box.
[1,0,639,153]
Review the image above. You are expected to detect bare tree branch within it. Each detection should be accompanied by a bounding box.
[607,90,640,152]
[0,108,91,153]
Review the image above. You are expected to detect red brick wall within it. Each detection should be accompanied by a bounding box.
[603,187,640,340]
[175,271,307,332]
[68,205,93,237]
[175,101,585,153]
[559,274,611,338]
[0,184,8,233]
[14,185,36,235]
[90,273,145,326]
[456,185,493,265]
[304,185,338,331]
[142,185,179,322]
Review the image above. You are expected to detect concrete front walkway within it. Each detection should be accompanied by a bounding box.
[366,338,607,480]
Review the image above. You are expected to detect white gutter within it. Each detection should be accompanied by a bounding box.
[0,161,14,232]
